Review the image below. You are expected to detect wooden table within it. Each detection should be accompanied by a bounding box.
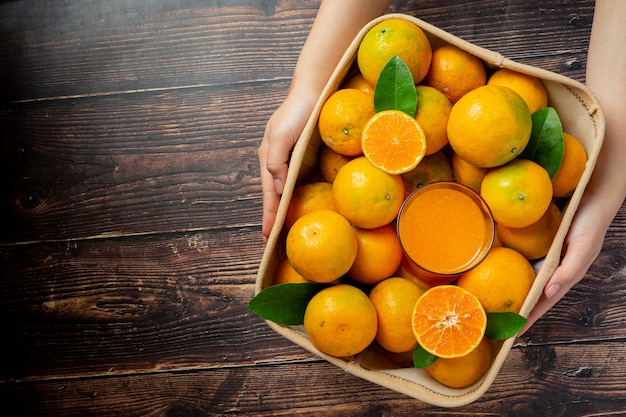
[1,1,625,415]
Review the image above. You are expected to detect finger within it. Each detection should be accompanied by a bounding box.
[258,137,280,243]
[261,182,280,243]
[520,238,597,334]
[265,126,297,196]
[520,266,573,334]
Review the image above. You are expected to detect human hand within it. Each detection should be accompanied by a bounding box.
[520,193,612,334]
[258,90,319,242]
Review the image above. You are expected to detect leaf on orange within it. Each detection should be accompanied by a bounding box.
[362,110,426,175]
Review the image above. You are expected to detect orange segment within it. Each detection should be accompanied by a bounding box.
[362,110,427,175]
[412,285,487,359]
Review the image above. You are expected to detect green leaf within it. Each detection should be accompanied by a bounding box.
[413,344,439,368]
[374,56,418,117]
[248,283,327,325]
[519,107,565,178]
[485,312,528,340]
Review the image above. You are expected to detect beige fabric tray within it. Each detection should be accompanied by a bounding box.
[255,13,605,408]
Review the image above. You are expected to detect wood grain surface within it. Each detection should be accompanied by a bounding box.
[1,0,625,416]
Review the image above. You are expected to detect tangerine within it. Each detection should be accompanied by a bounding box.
[450,152,489,194]
[348,224,403,285]
[487,68,548,114]
[401,151,453,196]
[414,85,452,155]
[480,159,553,228]
[423,44,487,104]
[412,285,487,359]
[285,182,337,229]
[426,337,492,388]
[319,144,356,183]
[286,209,357,283]
[369,277,424,353]
[497,201,562,260]
[551,132,588,198]
[341,73,375,95]
[272,257,309,285]
[332,157,405,229]
[303,284,378,357]
[318,88,375,156]
[361,110,427,175]
[457,246,536,313]
[447,85,532,168]
[357,18,432,85]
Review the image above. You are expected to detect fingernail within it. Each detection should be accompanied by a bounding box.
[274,178,283,195]
[546,283,561,299]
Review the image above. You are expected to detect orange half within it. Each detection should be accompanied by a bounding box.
[362,110,427,175]
[412,285,487,358]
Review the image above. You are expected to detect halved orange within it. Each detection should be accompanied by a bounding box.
[362,110,427,175]
[412,285,487,359]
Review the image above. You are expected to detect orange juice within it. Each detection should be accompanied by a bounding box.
[397,182,494,280]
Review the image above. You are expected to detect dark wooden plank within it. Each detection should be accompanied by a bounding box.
[522,231,626,344]
[0,230,302,381]
[0,82,285,243]
[2,343,625,416]
[0,0,321,101]
[0,0,593,103]
[1,223,624,381]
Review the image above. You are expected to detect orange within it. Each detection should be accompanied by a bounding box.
[412,285,487,359]
[357,18,432,85]
[272,258,309,285]
[450,152,489,194]
[285,182,337,229]
[551,132,588,198]
[457,247,535,313]
[303,284,378,357]
[361,110,427,175]
[401,151,453,196]
[492,230,503,248]
[481,159,553,228]
[341,73,375,95]
[348,224,403,285]
[318,88,375,156]
[447,85,532,168]
[286,209,357,283]
[487,68,548,114]
[426,337,492,388]
[318,144,356,183]
[394,258,433,293]
[369,277,424,353]
[423,44,487,104]
[332,157,405,229]
[497,202,562,260]
[414,85,452,155]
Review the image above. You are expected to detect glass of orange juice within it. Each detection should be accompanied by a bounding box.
[396,181,495,284]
